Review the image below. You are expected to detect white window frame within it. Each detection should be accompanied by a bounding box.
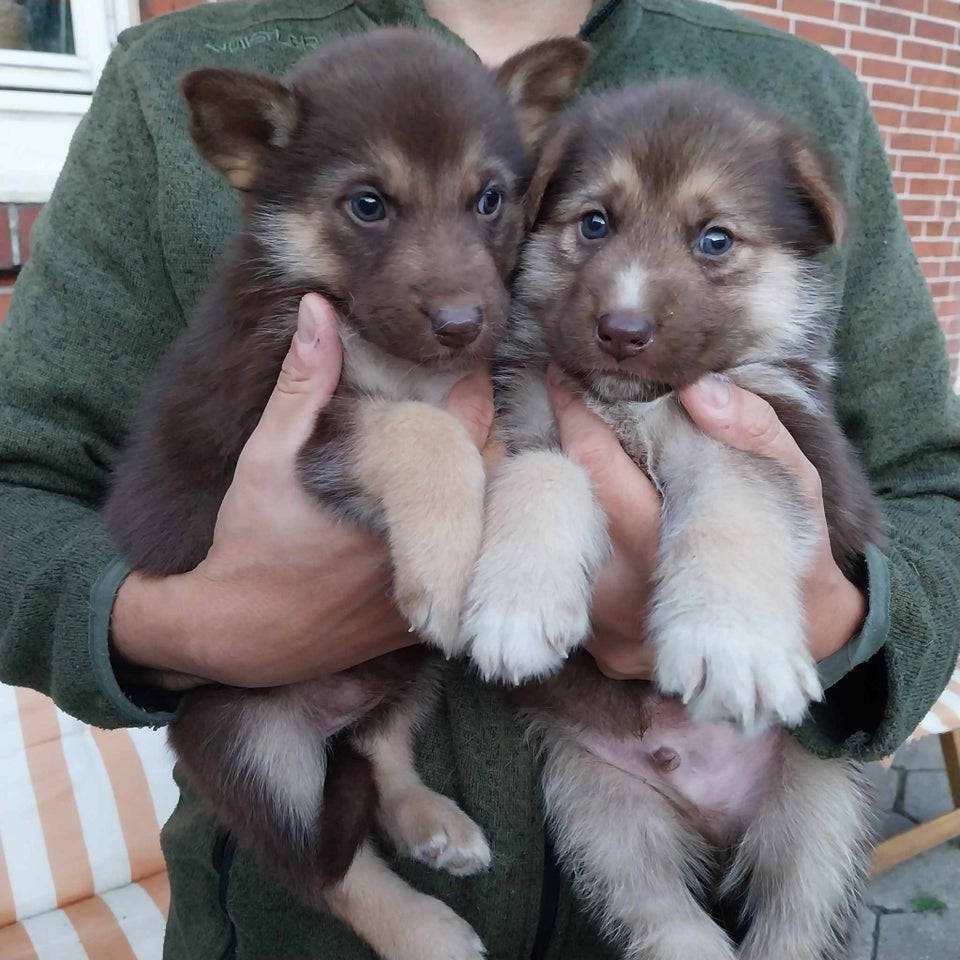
[0,0,138,204]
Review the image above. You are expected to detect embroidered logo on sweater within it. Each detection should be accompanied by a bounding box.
[204,29,320,55]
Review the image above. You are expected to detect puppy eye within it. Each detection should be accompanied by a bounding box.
[476,187,503,217]
[580,211,609,241]
[348,191,386,224]
[698,227,733,257]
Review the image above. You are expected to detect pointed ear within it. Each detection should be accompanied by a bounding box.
[181,68,301,190]
[495,37,591,154]
[522,124,573,229]
[782,133,848,247]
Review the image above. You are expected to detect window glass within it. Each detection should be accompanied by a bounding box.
[0,0,75,54]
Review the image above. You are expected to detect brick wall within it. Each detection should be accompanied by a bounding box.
[714,0,960,384]
[3,0,959,388]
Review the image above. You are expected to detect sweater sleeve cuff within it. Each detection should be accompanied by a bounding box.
[816,543,891,691]
[88,555,177,727]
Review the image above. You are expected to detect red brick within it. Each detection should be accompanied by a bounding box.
[865,8,912,32]
[783,0,836,18]
[900,198,938,215]
[794,20,847,48]
[900,154,943,173]
[850,30,899,55]
[139,0,203,18]
[940,200,959,218]
[894,174,909,192]
[925,220,946,236]
[906,217,926,237]
[918,89,960,111]
[946,260,960,277]
[947,48,960,69]
[902,40,946,65]
[878,0,924,11]
[17,205,41,265]
[837,2,862,24]
[905,110,948,131]
[948,220,960,236]
[915,18,959,44]
[921,260,945,279]
[910,66,959,88]
[861,56,908,80]
[890,131,935,153]
[0,291,10,325]
[873,83,917,106]
[929,280,953,298]
[748,11,792,31]
[927,0,960,21]
[935,135,960,151]
[872,105,904,128]
[914,240,956,257]
[835,52,859,72]
[911,178,952,195]
[0,209,11,270]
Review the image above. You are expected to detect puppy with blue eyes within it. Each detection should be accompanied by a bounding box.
[461,81,882,959]
[104,29,589,960]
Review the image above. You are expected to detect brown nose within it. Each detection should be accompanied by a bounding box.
[595,312,654,361]
[431,305,483,349]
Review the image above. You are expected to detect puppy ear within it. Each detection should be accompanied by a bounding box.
[522,124,572,229]
[495,38,591,154]
[181,68,300,190]
[782,133,847,247]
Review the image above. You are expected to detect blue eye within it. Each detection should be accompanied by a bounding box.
[580,211,609,240]
[698,227,733,257]
[477,187,502,217]
[349,192,386,223]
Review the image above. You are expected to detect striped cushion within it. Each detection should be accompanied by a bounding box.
[0,685,178,959]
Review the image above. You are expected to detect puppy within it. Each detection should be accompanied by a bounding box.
[103,29,589,960]
[463,82,882,959]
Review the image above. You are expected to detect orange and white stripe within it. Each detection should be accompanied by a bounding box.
[0,685,178,959]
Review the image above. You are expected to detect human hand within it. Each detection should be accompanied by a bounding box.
[111,293,494,690]
[548,372,867,682]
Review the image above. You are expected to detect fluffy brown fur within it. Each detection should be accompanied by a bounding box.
[103,29,589,960]
[463,82,881,959]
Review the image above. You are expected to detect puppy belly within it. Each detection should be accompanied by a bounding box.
[578,698,784,839]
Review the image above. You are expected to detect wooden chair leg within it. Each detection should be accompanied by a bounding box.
[941,728,960,807]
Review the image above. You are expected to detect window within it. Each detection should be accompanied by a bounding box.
[0,0,137,202]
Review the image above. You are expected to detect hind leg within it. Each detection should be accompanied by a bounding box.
[358,695,491,877]
[723,736,873,960]
[541,732,736,960]
[323,843,486,960]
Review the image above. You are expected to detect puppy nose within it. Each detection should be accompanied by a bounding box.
[431,305,483,349]
[595,311,654,361]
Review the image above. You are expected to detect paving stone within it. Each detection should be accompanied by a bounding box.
[891,736,946,772]
[902,769,954,823]
[875,910,959,960]
[845,906,878,960]
[876,810,916,842]
[867,844,960,911]
[865,762,900,812]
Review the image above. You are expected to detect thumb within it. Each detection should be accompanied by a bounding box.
[247,294,343,462]
[547,365,659,528]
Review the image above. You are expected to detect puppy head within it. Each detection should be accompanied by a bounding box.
[182,28,590,368]
[518,81,845,400]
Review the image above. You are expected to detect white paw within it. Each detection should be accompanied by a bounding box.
[392,896,486,960]
[395,576,468,658]
[461,569,592,685]
[383,788,491,877]
[653,613,823,729]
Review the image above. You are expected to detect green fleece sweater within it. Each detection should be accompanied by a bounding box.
[1,1,958,957]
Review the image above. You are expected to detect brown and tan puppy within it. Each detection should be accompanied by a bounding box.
[463,82,881,959]
[103,29,589,960]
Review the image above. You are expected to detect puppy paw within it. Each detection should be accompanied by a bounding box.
[460,567,592,684]
[382,787,491,876]
[395,573,468,658]
[653,614,822,729]
[389,896,486,960]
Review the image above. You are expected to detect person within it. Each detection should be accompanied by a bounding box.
[0,0,957,957]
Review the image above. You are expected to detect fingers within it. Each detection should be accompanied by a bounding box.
[547,367,660,540]
[245,294,343,464]
[679,374,822,503]
[586,635,657,681]
[447,363,495,450]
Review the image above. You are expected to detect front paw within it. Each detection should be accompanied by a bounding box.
[395,573,468,658]
[653,613,823,729]
[460,565,592,685]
